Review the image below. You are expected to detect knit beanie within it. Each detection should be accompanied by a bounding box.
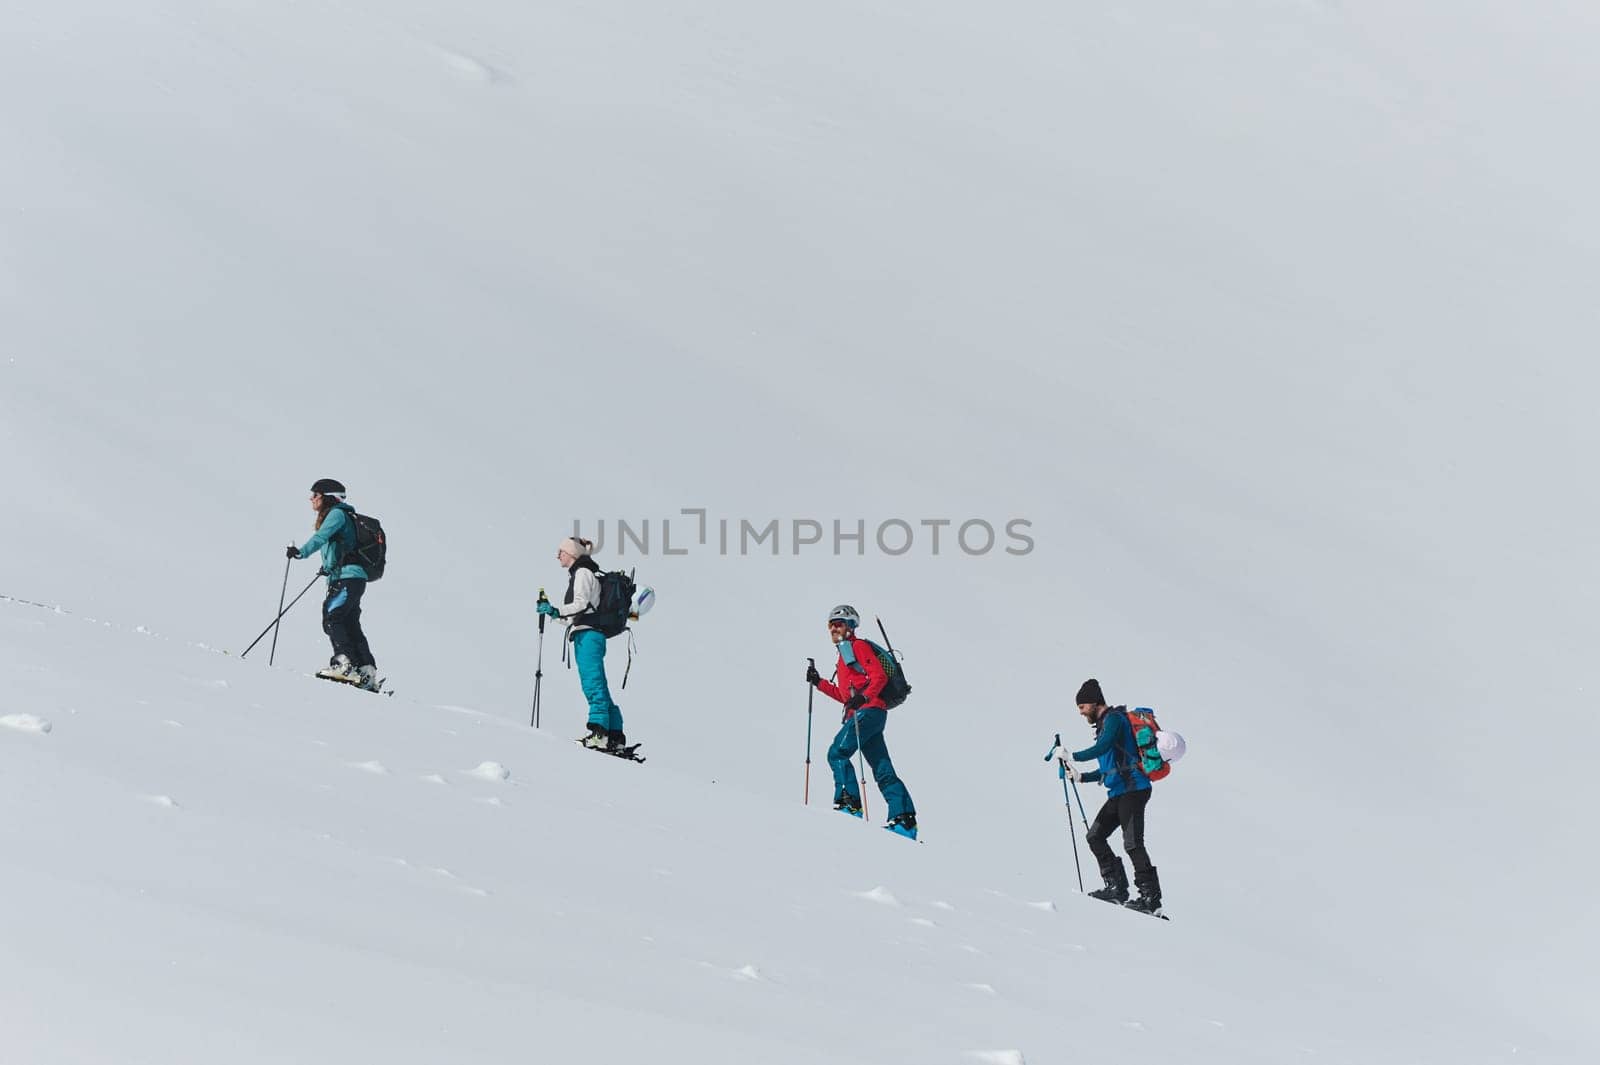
[1075,678,1106,706]
[559,536,593,558]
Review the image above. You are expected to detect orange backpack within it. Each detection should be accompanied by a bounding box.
[1121,708,1172,782]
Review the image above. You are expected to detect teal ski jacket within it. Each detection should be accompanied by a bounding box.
[296,504,368,582]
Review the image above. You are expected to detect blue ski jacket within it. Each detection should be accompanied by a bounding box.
[1072,707,1150,798]
[296,504,368,582]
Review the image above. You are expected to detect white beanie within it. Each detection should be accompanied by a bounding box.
[559,536,592,558]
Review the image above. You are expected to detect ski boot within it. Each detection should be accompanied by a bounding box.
[605,729,628,752]
[356,665,381,692]
[833,795,864,819]
[1124,866,1165,918]
[579,723,608,749]
[1087,860,1129,904]
[885,813,918,840]
[316,654,358,683]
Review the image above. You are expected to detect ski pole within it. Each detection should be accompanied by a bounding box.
[1068,776,1091,833]
[267,553,291,666]
[531,588,547,728]
[853,696,868,821]
[241,572,321,659]
[804,658,815,804]
[1046,733,1085,893]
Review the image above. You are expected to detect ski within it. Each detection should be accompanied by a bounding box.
[314,673,393,696]
[576,739,645,763]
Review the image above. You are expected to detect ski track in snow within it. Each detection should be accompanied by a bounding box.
[1,713,52,734]
[345,760,389,775]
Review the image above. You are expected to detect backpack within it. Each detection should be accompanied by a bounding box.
[582,568,637,638]
[1119,707,1172,781]
[336,504,388,581]
[864,639,912,709]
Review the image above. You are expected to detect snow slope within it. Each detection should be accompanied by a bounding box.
[3,0,1597,1060]
[0,597,1573,1064]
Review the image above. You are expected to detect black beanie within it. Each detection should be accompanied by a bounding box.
[310,478,347,497]
[1076,678,1106,706]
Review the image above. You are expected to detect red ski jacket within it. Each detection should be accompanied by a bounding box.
[817,638,889,718]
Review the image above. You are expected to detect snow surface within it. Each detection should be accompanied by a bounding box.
[3,1,1597,1062]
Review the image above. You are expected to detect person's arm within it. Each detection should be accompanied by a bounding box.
[1072,711,1127,762]
[297,507,346,558]
[816,659,845,703]
[559,568,600,618]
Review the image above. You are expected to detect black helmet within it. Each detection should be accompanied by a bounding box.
[310,478,347,498]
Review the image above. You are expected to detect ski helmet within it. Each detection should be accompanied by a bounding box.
[827,604,860,628]
[310,478,347,498]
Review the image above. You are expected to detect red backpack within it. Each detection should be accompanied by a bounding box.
[1120,707,1172,782]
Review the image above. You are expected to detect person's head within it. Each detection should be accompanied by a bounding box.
[1076,677,1107,723]
[827,604,860,645]
[310,478,346,524]
[557,536,593,569]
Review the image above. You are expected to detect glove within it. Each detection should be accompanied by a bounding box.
[844,691,866,712]
[805,663,821,686]
[285,545,300,560]
[536,600,559,618]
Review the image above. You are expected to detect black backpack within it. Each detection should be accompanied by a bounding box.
[336,504,387,581]
[582,568,637,638]
[865,639,911,708]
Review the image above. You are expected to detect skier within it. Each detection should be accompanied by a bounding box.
[287,479,379,691]
[807,604,918,839]
[537,537,627,752]
[1055,678,1164,914]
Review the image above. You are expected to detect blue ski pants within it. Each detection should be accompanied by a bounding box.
[827,708,914,819]
[571,629,623,732]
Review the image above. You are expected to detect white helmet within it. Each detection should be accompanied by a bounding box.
[827,604,861,628]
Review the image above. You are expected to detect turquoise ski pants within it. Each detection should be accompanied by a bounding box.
[572,629,622,732]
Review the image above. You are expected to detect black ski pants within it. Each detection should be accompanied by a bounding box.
[322,578,375,669]
[1085,787,1153,877]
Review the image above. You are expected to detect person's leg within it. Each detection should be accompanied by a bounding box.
[1117,788,1162,911]
[572,630,618,731]
[321,581,356,670]
[854,709,914,819]
[1116,788,1153,877]
[826,717,862,807]
[341,580,373,669]
[1085,796,1129,901]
